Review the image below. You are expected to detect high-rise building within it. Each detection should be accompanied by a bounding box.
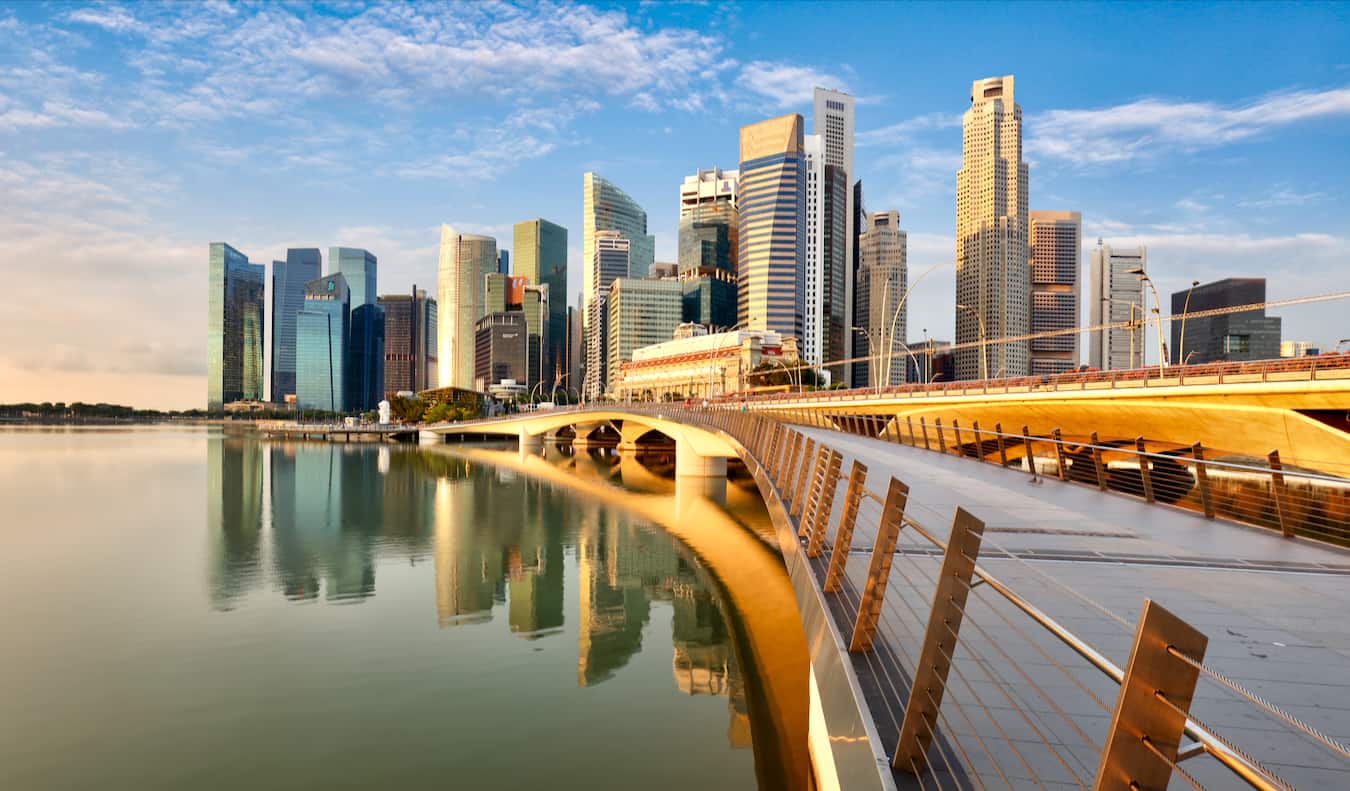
[1169,279,1281,365]
[567,305,582,400]
[378,288,437,395]
[584,230,630,399]
[678,168,739,330]
[330,247,383,410]
[582,173,655,285]
[295,273,350,412]
[484,273,527,314]
[812,87,855,382]
[738,114,806,340]
[1028,211,1081,375]
[1088,241,1146,370]
[474,312,528,390]
[207,242,265,410]
[513,218,568,385]
[851,180,867,387]
[607,278,683,393]
[523,284,549,391]
[497,249,510,275]
[270,248,321,404]
[955,75,1029,380]
[859,211,909,387]
[437,226,498,389]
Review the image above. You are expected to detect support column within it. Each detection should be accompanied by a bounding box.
[518,430,544,460]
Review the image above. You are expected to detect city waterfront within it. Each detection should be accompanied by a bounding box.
[0,426,800,790]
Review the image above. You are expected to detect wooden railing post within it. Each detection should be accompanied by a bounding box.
[935,418,947,454]
[1189,442,1214,518]
[790,439,818,518]
[1022,425,1036,475]
[971,420,983,462]
[799,447,833,537]
[1269,449,1292,537]
[919,417,931,450]
[848,477,910,651]
[906,416,916,446]
[1052,427,1068,481]
[893,507,986,772]
[996,422,1007,467]
[819,460,867,564]
[777,431,801,490]
[952,418,965,457]
[1136,436,1155,503]
[1090,432,1107,491]
[807,451,844,552]
[1093,600,1208,791]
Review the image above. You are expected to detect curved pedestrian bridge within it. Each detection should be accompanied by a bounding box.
[426,405,1350,790]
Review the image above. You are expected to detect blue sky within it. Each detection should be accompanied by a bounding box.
[2,0,1348,408]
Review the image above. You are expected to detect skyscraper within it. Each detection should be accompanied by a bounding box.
[803,134,848,377]
[474,312,528,390]
[812,87,855,381]
[851,180,867,387]
[207,242,265,410]
[738,114,806,340]
[607,278,683,391]
[1169,279,1281,365]
[378,288,437,395]
[295,273,350,412]
[523,284,549,391]
[1028,211,1081,374]
[330,247,383,410]
[497,249,510,275]
[584,230,630,399]
[270,248,321,404]
[955,75,1029,380]
[582,174,654,284]
[1088,241,1146,370]
[859,211,909,387]
[437,226,498,389]
[513,218,568,383]
[677,168,739,330]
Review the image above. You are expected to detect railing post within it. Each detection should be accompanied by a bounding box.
[906,416,916,447]
[935,418,947,454]
[848,477,910,651]
[952,418,964,457]
[920,417,931,450]
[778,431,801,490]
[1090,432,1107,490]
[971,420,983,462]
[1269,449,1292,537]
[1022,425,1036,475]
[819,460,867,563]
[807,450,844,553]
[1136,436,1155,503]
[799,447,832,537]
[893,507,986,772]
[790,439,818,518]
[1052,427,1068,481]
[996,422,1007,467]
[1190,442,1214,518]
[1093,600,1208,791]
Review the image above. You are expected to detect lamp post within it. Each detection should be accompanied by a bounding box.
[706,322,743,400]
[852,326,880,392]
[955,304,989,381]
[1179,279,1200,365]
[1126,267,1165,376]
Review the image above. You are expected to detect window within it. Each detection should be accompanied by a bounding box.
[1224,334,1250,354]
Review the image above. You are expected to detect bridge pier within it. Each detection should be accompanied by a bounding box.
[518,430,544,460]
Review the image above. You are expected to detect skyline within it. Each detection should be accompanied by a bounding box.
[3,1,1350,408]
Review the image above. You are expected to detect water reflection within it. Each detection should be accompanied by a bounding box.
[207,434,751,746]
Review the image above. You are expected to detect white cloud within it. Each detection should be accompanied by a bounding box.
[736,61,849,108]
[1238,188,1327,209]
[857,112,960,147]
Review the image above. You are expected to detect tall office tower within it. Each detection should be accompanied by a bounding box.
[803,134,848,376]
[567,305,582,399]
[437,226,498,388]
[583,173,655,284]
[270,248,321,404]
[378,288,437,395]
[859,211,909,387]
[1088,241,1147,370]
[955,75,1030,380]
[523,284,549,390]
[514,218,568,384]
[607,278,683,390]
[1169,279,1281,365]
[812,87,856,380]
[584,230,630,399]
[295,273,351,412]
[497,249,510,275]
[329,247,383,410]
[851,181,867,387]
[484,273,527,314]
[473,312,529,390]
[738,114,806,340]
[1028,211,1082,374]
[207,242,265,410]
[677,168,739,330]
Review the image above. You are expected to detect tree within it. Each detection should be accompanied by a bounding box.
[423,401,452,423]
[390,395,426,423]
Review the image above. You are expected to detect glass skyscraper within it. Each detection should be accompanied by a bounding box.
[436,227,498,389]
[584,231,630,399]
[737,114,806,340]
[514,218,568,385]
[271,248,321,403]
[331,247,383,410]
[678,168,738,331]
[296,273,350,413]
[207,242,265,410]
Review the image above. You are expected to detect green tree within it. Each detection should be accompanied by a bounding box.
[390,396,426,423]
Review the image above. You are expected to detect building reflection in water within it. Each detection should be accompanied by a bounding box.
[206,435,749,745]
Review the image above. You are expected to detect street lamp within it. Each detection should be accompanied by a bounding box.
[852,326,881,392]
[1179,280,1200,365]
[955,304,989,381]
[1125,267,1166,376]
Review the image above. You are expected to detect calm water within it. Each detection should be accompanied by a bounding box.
[0,426,765,790]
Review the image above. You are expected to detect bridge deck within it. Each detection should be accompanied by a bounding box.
[796,427,1350,788]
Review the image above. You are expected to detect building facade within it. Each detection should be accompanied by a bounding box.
[207,242,265,410]
[584,230,631,399]
[330,247,383,410]
[1028,211,1081,375]
[295,273,350,412]
[437,226,498,389]
[678,168,739,331]
[812,87,856,383]
[378,289,437,395]
[473,312,528,391]
[1169,279,1281,365]
[583,173,654,286]
[497,249,510,275]
[610,329,796,401]
[513,218,568,386]
[738,114,806,341]
[606,278,683,394]
[851,180,867,387]
[1087,241,1146,370]
[859,211,909,387]
[270,248,321,404]
[955,75,1030,380]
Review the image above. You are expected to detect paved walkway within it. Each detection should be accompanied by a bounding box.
[796,427,1350,789]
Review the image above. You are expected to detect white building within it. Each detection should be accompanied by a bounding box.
[436,225,497,389]
[1088,241,1147,370]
